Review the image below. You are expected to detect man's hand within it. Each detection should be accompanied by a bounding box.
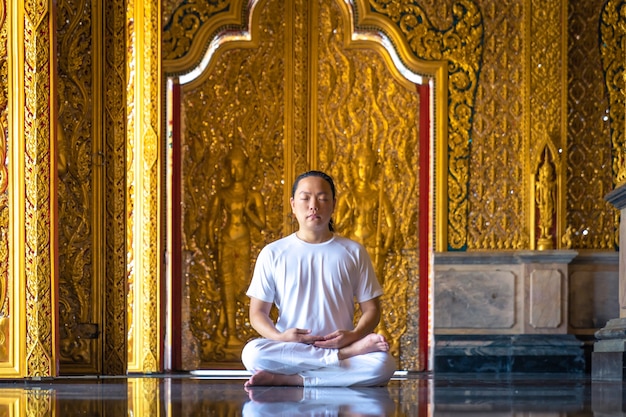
[313,330,357,349]
[280,328,324,344]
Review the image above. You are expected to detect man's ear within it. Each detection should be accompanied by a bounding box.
[290,197,295,211]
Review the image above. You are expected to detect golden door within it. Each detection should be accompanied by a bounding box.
[165,0,443,371]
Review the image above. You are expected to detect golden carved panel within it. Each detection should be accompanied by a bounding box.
[56,0,102,374]
[468,0,527,249]
[179,1,286,367]
[567,1,614,250]
[24,0,57,377]
[367,0,484,250]
[601,0,626,186]
[126,0,162,373]
[315,0,419,367]
[162,0,236,62]
[528,0,566,250]
[175,0,430,371]
[600,0,625,250]
[103,0,128,376]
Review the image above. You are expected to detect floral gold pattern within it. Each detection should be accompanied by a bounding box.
[365,0,484,250]
[24,0,56,377]
[103,0,129,375]
[126,0,161,373]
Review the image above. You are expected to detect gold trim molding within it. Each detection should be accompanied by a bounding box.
[0,0,59,378]
[126,0,162,373]
[23,0,58,378]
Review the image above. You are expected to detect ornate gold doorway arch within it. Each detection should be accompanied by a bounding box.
[163,0,447,371]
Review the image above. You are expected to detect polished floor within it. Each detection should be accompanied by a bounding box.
[0,371,622,416]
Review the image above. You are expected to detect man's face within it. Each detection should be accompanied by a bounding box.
[290,176,336,233]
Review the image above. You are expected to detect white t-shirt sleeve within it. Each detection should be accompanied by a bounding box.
[246,246,276,303]
[353,243,383,302]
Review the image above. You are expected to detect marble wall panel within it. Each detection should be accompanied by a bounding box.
[569,270,619,331]
[435,269,518,329]
[529,269,563,329]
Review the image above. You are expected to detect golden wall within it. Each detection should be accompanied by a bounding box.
[171,0,435,370]
[163,0,622,370]
[0,0,622,377]
[0,0,161,377]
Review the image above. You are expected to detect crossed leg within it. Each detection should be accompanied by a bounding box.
[244,333,391,387]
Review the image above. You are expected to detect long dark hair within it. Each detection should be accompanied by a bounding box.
[291,170,336,232]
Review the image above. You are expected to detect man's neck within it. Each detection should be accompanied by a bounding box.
[295,230,333,244]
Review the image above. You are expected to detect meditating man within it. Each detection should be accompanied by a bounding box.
[241,170,396,387]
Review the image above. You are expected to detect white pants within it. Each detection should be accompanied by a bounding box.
[241,338,396,387]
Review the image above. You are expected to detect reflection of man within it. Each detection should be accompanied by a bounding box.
[243,386,396,416]
[209,147,266,347]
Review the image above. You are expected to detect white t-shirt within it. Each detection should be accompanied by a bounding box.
[246,233,383,336]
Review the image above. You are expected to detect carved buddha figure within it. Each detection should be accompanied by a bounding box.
[336,144,394,283]
[209,147,266,347]
[536,153,556,249]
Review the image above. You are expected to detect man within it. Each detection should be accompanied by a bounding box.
[241,170,396,387]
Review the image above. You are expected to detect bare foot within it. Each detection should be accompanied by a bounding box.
[338,333,389,360]
[244,370,304,387]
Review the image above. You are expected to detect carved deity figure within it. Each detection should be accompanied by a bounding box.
[336,144,394,283]
[209,147,266,347]
[536,153,556,249]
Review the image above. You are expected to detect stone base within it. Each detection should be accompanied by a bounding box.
[435,335,586,373]
[592,351,626,381]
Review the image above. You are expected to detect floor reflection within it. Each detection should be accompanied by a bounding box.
[0,372,621,416]
[242,386,397,416]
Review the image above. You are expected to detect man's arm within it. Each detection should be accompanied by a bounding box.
[353,296,382,338]
[249,297,324,344]
[314,296,381,349]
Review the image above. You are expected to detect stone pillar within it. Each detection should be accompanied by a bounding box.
[593,185,626,380]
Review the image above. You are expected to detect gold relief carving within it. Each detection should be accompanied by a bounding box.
[367,0,484,250]
[335,144,395,284]
[162,0,232,61]
[24,1,55,377]
[600,0,626,185]
[179,1,285,366]
[535,148,557,250]
[567,2,614,250]
[600,0,626,250]
[126,0,161,373]
[529,0,565,251]
[126,0,137,368]
[208,148,266,348]
[290,0,310,189]
[316,0,417,367]
[56,0,97,369]
[141,0,161,373]
[0,318,7,362]
[104,0,128,375]
[467,1,527,249]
